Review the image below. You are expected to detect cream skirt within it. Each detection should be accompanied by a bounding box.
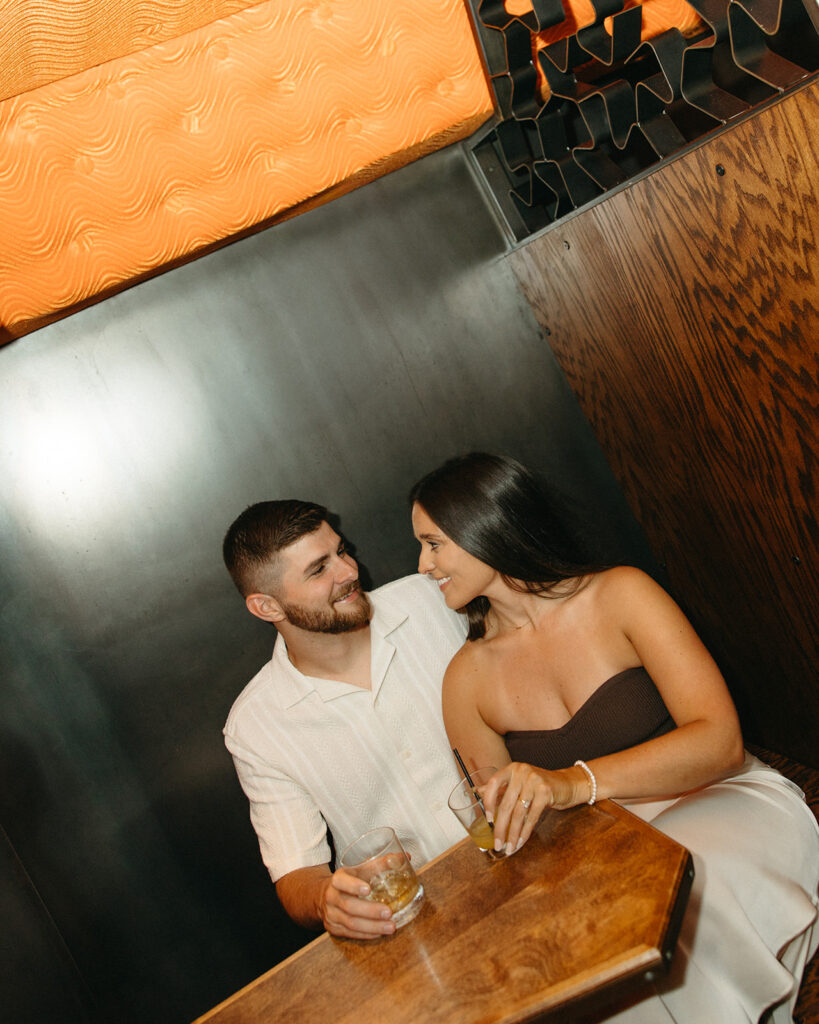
[606,753,819,1024]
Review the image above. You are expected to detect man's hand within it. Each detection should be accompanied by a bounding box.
[275,863,396,939]
[318,868,396,939]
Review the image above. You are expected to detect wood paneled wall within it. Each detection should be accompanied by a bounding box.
[509,79,819,766]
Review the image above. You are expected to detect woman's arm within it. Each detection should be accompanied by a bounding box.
[590,565,745,794]
[484,567,745,854]
[442,646,511,774]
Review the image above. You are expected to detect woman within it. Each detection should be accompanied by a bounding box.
[410,452,818,1024]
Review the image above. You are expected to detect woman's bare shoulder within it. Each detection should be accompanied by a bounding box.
[443,636,493,688]
[591,565,663,600]
[448,635,488,668]
[581,566,673,628]
[590,566,702,652]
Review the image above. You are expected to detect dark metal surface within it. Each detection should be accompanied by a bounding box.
[0,144,656,1023]
[0,825,90,1024]
[729,0,819,89]
[468,0,819,239]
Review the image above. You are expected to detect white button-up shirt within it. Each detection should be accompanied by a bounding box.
[224,574,468,882]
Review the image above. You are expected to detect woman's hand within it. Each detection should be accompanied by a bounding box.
[481,762,588,855]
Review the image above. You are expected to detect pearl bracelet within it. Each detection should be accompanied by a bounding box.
[574,759,597,805]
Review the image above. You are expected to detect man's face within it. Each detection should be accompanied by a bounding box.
[274,521,371,634]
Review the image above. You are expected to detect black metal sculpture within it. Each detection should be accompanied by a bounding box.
[470,0,819,239]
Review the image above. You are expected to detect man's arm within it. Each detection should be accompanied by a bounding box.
[276,864,398,939]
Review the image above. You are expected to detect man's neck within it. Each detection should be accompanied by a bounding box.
[279,622,373,689]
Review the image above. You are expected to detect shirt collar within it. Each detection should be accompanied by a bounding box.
[273,590,409,707]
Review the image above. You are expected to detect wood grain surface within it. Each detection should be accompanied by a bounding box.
[509,80,819,766]
[193,801,692,1024]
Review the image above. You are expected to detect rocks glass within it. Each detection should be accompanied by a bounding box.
[340,826,425,928]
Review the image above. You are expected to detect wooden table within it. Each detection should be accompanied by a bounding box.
[195,800,693,1024]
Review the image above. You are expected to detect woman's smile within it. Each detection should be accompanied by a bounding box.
[411,503,496,607]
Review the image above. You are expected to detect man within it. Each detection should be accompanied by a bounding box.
[222,499,466,940]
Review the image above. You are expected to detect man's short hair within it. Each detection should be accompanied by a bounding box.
[223,500,328,597]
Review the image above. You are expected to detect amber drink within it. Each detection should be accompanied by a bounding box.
[448,766,508,861]
[340,827,425,928]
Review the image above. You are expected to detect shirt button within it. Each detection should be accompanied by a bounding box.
[401,749,411,760]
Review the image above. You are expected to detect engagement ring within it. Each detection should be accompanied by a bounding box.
[519,798,532,810]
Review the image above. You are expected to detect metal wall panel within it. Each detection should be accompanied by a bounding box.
[0,825,90,1024]
[0,144,655,1023]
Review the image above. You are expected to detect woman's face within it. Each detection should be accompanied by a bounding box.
[411,503,497,609]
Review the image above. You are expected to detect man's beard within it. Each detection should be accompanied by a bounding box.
[278,585,372,634]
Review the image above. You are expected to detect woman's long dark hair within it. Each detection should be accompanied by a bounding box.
[409,453,610,640]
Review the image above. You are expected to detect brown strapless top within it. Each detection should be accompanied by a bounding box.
[504,666,675,769]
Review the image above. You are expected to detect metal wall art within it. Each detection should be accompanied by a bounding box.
[469,0,819,239]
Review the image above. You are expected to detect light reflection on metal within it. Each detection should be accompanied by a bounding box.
[2,353,206,550]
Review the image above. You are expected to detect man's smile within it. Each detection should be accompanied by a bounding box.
[333,583,361,604]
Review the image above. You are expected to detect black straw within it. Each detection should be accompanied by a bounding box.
[453,748,488,816]
[453,748,475,788]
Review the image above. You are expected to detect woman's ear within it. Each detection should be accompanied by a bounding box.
[245,593,285,624]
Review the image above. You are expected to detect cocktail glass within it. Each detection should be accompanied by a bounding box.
[448,766,507,861]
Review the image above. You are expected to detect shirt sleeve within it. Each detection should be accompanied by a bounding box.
[224,731,332,883]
